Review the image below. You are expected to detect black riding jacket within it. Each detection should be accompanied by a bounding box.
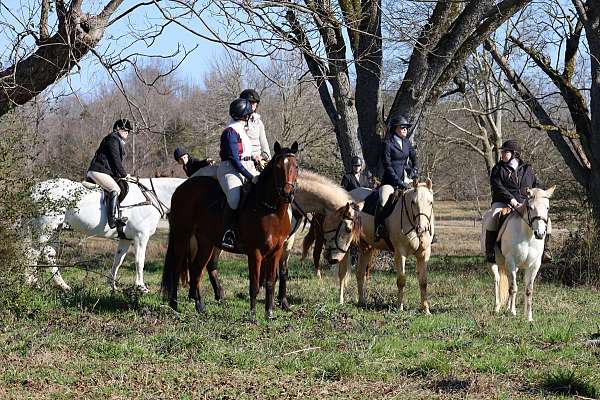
[183,157,210,177]
[490,159,542,204]
[88,131,126,179]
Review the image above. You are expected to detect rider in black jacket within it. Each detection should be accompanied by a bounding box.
[86,119,131,229]
[173,147,214,177]
[341,156,371,192]
[485,139,552,263]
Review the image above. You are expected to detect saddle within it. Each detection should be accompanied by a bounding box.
[362,188,402,219]
[82,177,129,203]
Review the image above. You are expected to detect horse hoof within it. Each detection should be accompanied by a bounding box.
[169,300,178,312]
[136,285,150,294]
[279,298,291,311]
[195,299,205,314]
[266,310,275,320]
[358,300,367,308]
[423,309,432,315]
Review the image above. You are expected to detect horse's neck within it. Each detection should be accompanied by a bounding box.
[137,178,183,208]
[295,181,348,213]
[506,211,534,242]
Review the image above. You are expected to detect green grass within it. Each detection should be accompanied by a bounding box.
[1,254,599,399]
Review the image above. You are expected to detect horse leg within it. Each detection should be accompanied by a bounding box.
[264,253,280,320]
[42,245,70,291]
[524,262,541,322]
[108,239,130,291]
[491,263,501,313]
[338,251,351,305]
[278,251,291,311]
[278,234,294,310]
[356,248,374,307]
[206,250,224,302]
[248,250,262,323]
[395,253,407,311]
[314,231,324,279]
[189,246,213,314]
[416,252,431,315]
[507,263,518,316]
[133,236,151,293]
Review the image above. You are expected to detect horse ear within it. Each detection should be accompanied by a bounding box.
[412,178,419,189]
[545,185,556,198]
[274,141,282,154]
[354,201,365,211]
[291,141,299,154]
[526,187,533,198]
[426,177,433,190]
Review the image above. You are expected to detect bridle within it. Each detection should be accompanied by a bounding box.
[323,206,359,254]
[400,188,433,237]
[272,152,297,204]
[511,197,548,231]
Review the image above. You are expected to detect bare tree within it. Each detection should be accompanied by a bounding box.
[484,0,600,222]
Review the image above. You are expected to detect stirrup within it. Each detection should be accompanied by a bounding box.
[221,230,236,249]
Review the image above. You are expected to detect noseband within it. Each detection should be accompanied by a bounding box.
[323,210,358,254]
[514,198,548,231]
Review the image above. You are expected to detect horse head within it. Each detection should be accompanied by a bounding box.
[322,201,362,264]
[407,178,434,238]
[261,141,299,204]
[526,186,555,240]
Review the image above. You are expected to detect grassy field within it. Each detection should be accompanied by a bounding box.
[1,204,599,399]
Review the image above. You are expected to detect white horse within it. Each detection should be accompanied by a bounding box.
[27,177,184,292]
[480,186,555,322]
[339,179,435,313]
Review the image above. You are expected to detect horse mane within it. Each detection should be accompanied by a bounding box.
[296,170,352,210]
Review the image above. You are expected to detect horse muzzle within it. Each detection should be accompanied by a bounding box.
[534,231,545,240]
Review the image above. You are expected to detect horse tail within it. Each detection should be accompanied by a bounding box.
[498,262,510,308]
[161,213,189,300]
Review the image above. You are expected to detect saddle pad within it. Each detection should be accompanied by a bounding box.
[362,191,380,216]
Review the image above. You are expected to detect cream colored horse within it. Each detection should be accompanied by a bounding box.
[339,179,435,314]
[481,186,555,321]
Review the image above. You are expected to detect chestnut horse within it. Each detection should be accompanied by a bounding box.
[161,142,298,321]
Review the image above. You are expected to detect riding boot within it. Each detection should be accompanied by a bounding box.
[374,201,385,241]
[542,234,552,263]
[485,229,498,263]
[221,205,237,249]
[107,190,127,229]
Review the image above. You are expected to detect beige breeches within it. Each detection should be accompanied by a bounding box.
[217,161,258,209]
[87,171,120,194]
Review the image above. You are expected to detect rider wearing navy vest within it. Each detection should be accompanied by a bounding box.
[217,98,260,249]
[485,139,552,263]
[173,147,214,177]
[374,114,419,241]
[86,119,131,229]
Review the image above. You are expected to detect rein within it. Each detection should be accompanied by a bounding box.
[322,206,360,254]
[118,177,169,218]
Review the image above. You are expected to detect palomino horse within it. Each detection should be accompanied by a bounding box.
[277,170,362,308]
[481,186,555,321]
[27,177,184,292]
[299,212,325,278]
[162,142,299,321]
[338,179,435,314]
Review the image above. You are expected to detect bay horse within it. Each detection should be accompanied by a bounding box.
[161,142,299,321]
[27,177,184,291]
[339,179,435,314]
[480,186,555,321]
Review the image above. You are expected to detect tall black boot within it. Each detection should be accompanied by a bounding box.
[542,234,552,263]
[485,229,498,263]
[221,205,237,249]
[107,191,127,229]
[374,201,385,241]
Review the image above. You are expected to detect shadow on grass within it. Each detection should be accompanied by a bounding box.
[537,369,598,398]
[58,286,161,314]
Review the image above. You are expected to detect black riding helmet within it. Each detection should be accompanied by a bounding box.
[113,119,133,132]
[351,156,363,166]
[499,139,521,154]
[239,89,260,104]
[173,147,187,161]
[387,114,411,131]
[229,98,253,121]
